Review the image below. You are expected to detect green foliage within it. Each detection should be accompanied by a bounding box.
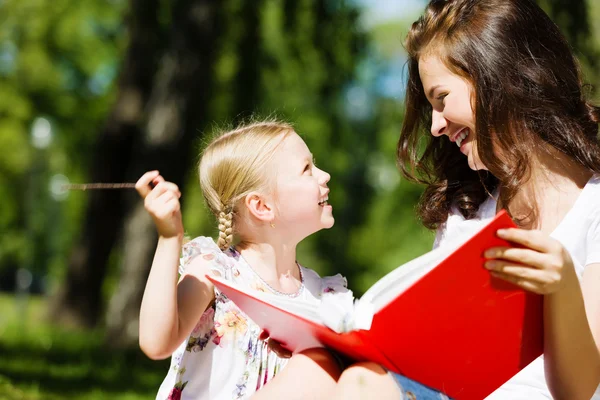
[0,295,168,400]
[0,0,125,281]
[3,0,600,396]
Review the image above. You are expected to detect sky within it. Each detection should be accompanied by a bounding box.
[355,0,425,28]
[343,0,427,104]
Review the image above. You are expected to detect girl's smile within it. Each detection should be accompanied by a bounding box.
[268,132,334,238]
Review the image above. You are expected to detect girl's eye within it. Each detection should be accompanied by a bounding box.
[304,164,311,174]
[437,93,448,103]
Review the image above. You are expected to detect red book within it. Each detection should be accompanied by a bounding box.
[207,211,543,400]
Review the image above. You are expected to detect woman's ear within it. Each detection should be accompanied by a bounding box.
[244,192,275,223]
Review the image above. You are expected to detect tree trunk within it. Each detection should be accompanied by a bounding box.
[49,0,162,328]
[232,0,262,122]
[104,0,220,347]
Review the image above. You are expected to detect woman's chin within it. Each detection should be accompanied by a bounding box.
[467,155,488,171]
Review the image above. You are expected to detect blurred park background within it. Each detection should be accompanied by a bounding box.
[1,0,600,398]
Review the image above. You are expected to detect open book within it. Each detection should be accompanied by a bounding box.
[207,211,543,400]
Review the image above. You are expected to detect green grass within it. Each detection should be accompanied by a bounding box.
[0,294,169,400]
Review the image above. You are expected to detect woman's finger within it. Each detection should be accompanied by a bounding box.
[489,271,543,293]
[484,246,550,269]
[485,261,558,285]
[496,228,561,254]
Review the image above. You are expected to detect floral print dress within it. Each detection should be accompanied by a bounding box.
[155,236,348,400]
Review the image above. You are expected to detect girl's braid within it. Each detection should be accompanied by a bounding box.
[217,206,234,251]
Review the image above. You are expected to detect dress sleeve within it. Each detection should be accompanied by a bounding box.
[320,273,348,294]
[300,267,349,299]
[179,236,230,277]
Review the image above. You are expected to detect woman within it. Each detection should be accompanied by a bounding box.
[330,0,600,399]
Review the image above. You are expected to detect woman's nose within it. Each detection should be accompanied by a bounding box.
[430,110,447,137]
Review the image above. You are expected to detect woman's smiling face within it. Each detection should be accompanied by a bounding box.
[419,54,487,171]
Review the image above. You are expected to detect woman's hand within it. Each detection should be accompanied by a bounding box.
[483,228,577,295]
[136,170,183,239]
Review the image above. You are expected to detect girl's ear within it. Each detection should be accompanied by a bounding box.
[244,192,275,223]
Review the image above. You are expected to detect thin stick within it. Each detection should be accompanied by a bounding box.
[61,183,137,190]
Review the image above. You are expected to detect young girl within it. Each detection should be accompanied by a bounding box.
[311,0,600,399]
[136,121,347,400]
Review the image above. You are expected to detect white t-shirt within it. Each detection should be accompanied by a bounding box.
[434,175,600,400]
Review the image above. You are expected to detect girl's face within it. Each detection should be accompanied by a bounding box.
[269,132,334,239]
[418,55,487,171]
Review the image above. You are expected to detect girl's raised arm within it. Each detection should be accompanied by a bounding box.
[136,171,216,360]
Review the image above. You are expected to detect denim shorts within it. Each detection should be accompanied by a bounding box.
[390,373,452,400]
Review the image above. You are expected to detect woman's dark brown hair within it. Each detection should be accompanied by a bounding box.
[398,0,600,229]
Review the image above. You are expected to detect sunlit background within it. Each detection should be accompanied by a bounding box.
[1,0,599,398]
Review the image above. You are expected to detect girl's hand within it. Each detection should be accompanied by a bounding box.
[483,228,577,295]
[136,170,183,239]
[258,330,292,358]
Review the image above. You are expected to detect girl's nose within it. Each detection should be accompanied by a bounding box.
[430,109,447,137]
[318,169,330,185]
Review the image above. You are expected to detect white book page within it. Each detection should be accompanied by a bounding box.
[358,218,490,313]
[358,243,455,312]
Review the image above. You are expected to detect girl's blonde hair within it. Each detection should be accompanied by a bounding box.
[199,120,293,251]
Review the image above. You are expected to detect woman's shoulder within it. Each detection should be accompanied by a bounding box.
[584,174,600,200]
[582,175,600,222]
[570,174,600,221]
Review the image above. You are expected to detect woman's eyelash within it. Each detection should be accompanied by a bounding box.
[437,93,447,101]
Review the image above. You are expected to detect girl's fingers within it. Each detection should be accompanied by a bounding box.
[496,228,561,254]
[258,330,270,341]
[163,196,181,213]
[145,182,169,203]
[267,338,292,359]
[155,187,179,202]
[151,193,180,217]
[484,246,549,269]
[145,181,181,203]
[259,330,292,358]
[152,174,166,188]
[136,171,160,198]
[157,181,180,195]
